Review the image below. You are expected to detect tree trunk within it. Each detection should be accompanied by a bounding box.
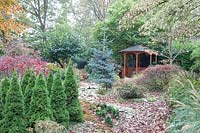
[168,36,173,65]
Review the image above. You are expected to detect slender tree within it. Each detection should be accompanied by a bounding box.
[51,73,69,128]
[28,73,53,126]
[0,72,26,133]
[63,60,83,122]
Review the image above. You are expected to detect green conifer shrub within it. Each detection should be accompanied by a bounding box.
[21,69,31,94]
[50,73,69,128]
[0,78,10,124]
[63,61,78,102]
[28,73,53,126]
[63,60,83,122]
[0,88,3,121]
[0,72,26,133]
[67,99,83,122]
[0,77,10,106]
[47,72,53,95]
[24,70,36,117]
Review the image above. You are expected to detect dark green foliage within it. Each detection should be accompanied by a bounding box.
[47,72,53,95]
[87,48,115,89]
[105,116,112,126]
[24,70,36,117]
[67,99,83,122]
[0,88,3,120]
[21,69,31,94]
[111,108,119,119]
[0,72,26,133]
[95,103,119,124]
[50,73,69,128]
[96,109,107,118]
[28,73,53,126]
[63,60,83,122]
[41,25,82,68]
[0,77,10,108]
[64,61,79,103]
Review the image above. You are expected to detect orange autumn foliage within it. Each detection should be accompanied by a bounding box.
[0,0,25,42]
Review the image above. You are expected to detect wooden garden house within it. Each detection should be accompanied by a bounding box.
[119,45,158,78]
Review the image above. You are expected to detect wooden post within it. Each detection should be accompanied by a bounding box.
[123,53,127,78]
[120,54,122,66]
[155,54,158,64]
[136,53,139,73]
[150,54,152,65]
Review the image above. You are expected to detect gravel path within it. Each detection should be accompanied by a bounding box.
[69,82,171,133]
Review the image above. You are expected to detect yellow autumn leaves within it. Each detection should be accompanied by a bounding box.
[0,0,25,43]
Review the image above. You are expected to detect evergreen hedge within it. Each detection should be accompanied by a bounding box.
[24,70,36,119]
[0,72,26,133]
[0,77,10,120]
[47,72,53,95]
[63,61,83,122]
[21,69,31,94]
[51,73,69,128]
[28,73,53,126]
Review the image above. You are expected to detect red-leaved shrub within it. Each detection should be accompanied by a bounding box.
[0,55,50,77]
[136,65,180,90]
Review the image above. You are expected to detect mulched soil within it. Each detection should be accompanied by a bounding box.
[68,82,171,133]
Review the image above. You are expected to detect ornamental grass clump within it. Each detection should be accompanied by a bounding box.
[63,60,83,122]
[51,73,69,128]
[28,73,53,126]
[0,72,26,133]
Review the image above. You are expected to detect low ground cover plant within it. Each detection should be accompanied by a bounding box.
[95,103,119,126]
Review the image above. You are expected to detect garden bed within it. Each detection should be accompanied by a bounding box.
[68,81,171,133]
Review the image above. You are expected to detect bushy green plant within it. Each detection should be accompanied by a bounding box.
[63,60,83,122]
[67,99,83,122]
[50,73,69,128]
[28,73,53,126]
[119,83,144,99]
[95,103,119,124]
[47,72,53,95]
[96,109,107,118]
[64,61,79,103]
[167,73,193,106]
[24,70,36,117]
[105,116,113,126]
[0,72,26,133]
[169,87,200,132]
[21,69,31,94]
[0,77,10,108]
[167,72,200,132]
[0,88,3,120]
